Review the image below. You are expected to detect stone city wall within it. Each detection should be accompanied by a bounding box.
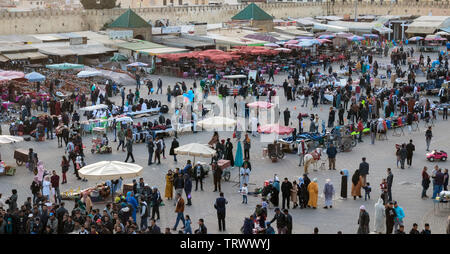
[0,2,448,35]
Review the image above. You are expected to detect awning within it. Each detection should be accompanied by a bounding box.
[440,27,450,33]
[406,22,439,34]
[23,51,48,60]
[3,53,28,60]
[137,47,189,56]
[0,55,9,62]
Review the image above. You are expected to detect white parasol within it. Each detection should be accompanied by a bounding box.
[197,116,237,130]
[79,104,108,111]
[0,135,24,144]
[174,143,217,162]
[78,161,143,181]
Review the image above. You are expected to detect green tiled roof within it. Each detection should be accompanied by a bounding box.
[231,3,273,21]
[109,9,151,29]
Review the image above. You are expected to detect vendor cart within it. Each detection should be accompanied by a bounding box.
[14,148,28,166]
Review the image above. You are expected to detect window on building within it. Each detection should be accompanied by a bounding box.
[178,0,182,5]
[163,0,167,5]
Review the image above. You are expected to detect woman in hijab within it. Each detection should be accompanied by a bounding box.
[323,179,335,209]
[357,205,370,234]
[297,177,307,209]
[42,176,51,201]
[225,138,234,166]
[374,197,386,234]
[82,192,93,214]
[351,169,362,200]
[340,169,349,199]
[165,169,174,200]
[290,180,298,209]
[208,131,219,148]
[307,178,319,209]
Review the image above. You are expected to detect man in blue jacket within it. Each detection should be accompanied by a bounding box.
[326,143,338,170]
[393,201,405,232]
[214,192,228,232]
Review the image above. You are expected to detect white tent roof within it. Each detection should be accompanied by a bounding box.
[79,104,108,111]
[174,143,217,158]
[78,161,143,181]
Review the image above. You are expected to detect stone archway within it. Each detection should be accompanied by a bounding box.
[134,34,145,40]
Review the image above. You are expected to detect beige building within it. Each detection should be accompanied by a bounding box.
[118,0,209,8]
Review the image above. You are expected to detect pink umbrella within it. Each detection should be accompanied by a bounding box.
[285,40,299,45]
[258,124,294,135]
[317,39,332,44]
[0,71,25,80]
[247,101,274,109]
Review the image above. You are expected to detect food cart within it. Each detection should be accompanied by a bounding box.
[14,148,28,166]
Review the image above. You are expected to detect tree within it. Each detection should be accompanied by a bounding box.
[80,0,117,9]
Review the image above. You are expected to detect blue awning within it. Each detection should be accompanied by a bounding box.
[440,27,450,33]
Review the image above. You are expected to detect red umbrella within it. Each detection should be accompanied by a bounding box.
[257,124,294,135]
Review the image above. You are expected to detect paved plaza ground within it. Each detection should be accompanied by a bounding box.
[1,47,449,234]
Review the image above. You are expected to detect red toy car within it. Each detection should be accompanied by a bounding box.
[426,150,448,162]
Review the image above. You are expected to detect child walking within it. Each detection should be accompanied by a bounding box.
[363,182,372,201]
[241,183,248,204]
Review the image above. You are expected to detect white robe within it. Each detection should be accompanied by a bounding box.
[374,198,386,233]
[42,180,51,197]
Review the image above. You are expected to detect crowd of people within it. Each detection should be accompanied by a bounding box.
[0,35,450,235]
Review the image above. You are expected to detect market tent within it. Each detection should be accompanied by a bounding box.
[137,47,189,56]
[247,101,274,109]
[317,34,336,39]
[232,46,279,56]
[0,71,25,81]
[363,34,379,39]
[46,63,84,70]
[127,62,148,67]
[274,48,292,53]
[257,124,294,135]
[78,161,143,181]
[174,143,217,162]
[425,35,447,41]
[264,43,280,48]
[197,116,237,130]
[77,70,103,78]
[0,135,24,144]
[110,54,128,62]
[25,72,45,82]
[79,104,108,111]
[244,34,278,43]
[406,16,450,35]
[347,35,365,41]
[408,36,423,41]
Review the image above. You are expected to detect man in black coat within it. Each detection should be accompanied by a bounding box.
[269,208,287,234]
[406,139,415,168]
[214,192,228,232]
[147,137,154,165]
[283,209,293,234]
[359,157,369,187]
[283,108,291,126]
[281,178,293,210]
[385,201,396,234]
[212,162,222,192]
[193,162,205,191]
[387,168,394,201]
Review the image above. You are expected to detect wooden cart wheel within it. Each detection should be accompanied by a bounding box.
[16,159,23,166]
[224,171,230,181]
